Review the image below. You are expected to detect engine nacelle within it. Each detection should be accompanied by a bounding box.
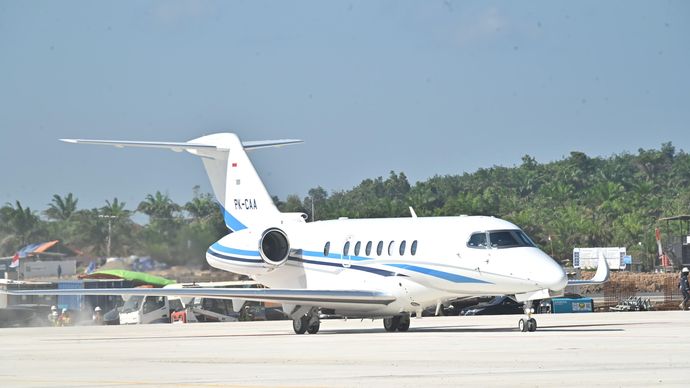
[258,228,290,267]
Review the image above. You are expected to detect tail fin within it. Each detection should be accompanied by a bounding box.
[61,133,303,231]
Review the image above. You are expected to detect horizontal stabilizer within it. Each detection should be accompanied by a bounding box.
[568,250,611,286]
[1,287,396,306]
[60,138,303,152]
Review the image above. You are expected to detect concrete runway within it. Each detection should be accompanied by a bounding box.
[1,311,689,387]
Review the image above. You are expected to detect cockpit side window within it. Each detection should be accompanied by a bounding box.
[467,232,487,249]
[488,230,536,249]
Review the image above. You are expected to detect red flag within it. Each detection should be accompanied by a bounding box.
[9,253,19,268]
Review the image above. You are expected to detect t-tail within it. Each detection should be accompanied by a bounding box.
[60,133,303,231]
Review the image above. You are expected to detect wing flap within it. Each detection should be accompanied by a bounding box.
[1,287,396,306]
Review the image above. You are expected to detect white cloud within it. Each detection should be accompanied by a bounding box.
[455,6,509,47]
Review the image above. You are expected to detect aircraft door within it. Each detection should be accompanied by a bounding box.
[463,231,489,272]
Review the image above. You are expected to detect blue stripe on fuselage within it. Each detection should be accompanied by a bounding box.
[208,244,486,283]
[210,243,260,257]
[218,204,247,232]
[302,250,369,261]
[207,250,262,264]
[385,264,491,284]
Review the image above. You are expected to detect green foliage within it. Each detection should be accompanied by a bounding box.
[1,143,688,272]
[277,143,690,267]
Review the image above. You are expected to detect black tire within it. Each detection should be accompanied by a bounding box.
[518,318,527,332]
[397,316,410,332]
[383,316,400,332]
[292,316,309,334]
[307,320,320,334]
[527,318,537,332]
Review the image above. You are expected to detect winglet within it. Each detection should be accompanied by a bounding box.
[567,249,610,286]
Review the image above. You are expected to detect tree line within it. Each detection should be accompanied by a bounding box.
[1,143,689,269]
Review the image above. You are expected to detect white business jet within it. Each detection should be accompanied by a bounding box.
[5,133,609,333]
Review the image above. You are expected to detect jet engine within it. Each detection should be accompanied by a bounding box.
[258,228,290,267]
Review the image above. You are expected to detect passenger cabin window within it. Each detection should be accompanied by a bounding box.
[365,241,372,256]
[354,241,361,256]
[411,240,418,255]
[489,230,536,249]
[343,241,350,256]
[376,241,383,256]
[399,240,406,256]
[324,242,330,256]
[388,241,395,256]
[467,233,487,248]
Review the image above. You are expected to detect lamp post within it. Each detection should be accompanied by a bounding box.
[98,215,117,257]
[638,241,648,271]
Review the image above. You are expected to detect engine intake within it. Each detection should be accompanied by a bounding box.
[259,228,290,266]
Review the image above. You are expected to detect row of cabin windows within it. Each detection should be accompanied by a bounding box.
[323,240,418,257]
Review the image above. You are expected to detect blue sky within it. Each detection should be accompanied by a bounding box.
[1,1,688,214]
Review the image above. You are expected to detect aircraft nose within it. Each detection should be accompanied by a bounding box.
[536,252,568,291]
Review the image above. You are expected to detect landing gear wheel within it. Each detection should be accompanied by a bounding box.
[307,320,320,334]
[383,316,401,332]
[527,318,537,332]
[293,315,309,334]
[397,315,410,332]
[518,318,527,332]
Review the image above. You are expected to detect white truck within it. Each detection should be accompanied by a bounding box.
[119,295,184,324]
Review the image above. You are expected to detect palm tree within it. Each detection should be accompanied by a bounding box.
[138,191,181,220]
[0,201,43,248]
[101,198,131,218]
[184,193,217,221]
[44,193,78,221]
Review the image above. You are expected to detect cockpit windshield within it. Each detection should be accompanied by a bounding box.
[467,230,536,249]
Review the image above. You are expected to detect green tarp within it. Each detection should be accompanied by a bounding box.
[86,269,176,287]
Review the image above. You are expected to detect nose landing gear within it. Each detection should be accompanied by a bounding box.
[518,306,537,332]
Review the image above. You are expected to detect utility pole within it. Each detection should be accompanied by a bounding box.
[98,215,117,257]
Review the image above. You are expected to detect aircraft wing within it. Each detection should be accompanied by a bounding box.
[567,251,610,286]
[0,287,396,306]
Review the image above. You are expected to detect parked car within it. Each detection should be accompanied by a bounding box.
[460,296,524,316]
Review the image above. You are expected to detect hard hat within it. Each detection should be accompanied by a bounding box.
[51,305,57,311]
[94,306,102,311]
[683,267,689,273]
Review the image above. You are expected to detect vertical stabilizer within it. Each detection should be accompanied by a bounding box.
[187,133,284,231]
[60,133,303,231]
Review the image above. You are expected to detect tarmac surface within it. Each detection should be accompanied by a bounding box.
[1,311,689,387]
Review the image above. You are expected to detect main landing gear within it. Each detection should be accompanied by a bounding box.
[518,306,537,332]
[383,314,410,332]
[292,309,320,334]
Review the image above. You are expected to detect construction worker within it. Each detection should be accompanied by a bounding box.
[680,268,690,310]
[58,308,72,326]
[92,306,104,324]
[48,305,59,326]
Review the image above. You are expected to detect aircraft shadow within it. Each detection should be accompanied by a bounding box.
[318,322,627,334]
[49,322,632,342]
